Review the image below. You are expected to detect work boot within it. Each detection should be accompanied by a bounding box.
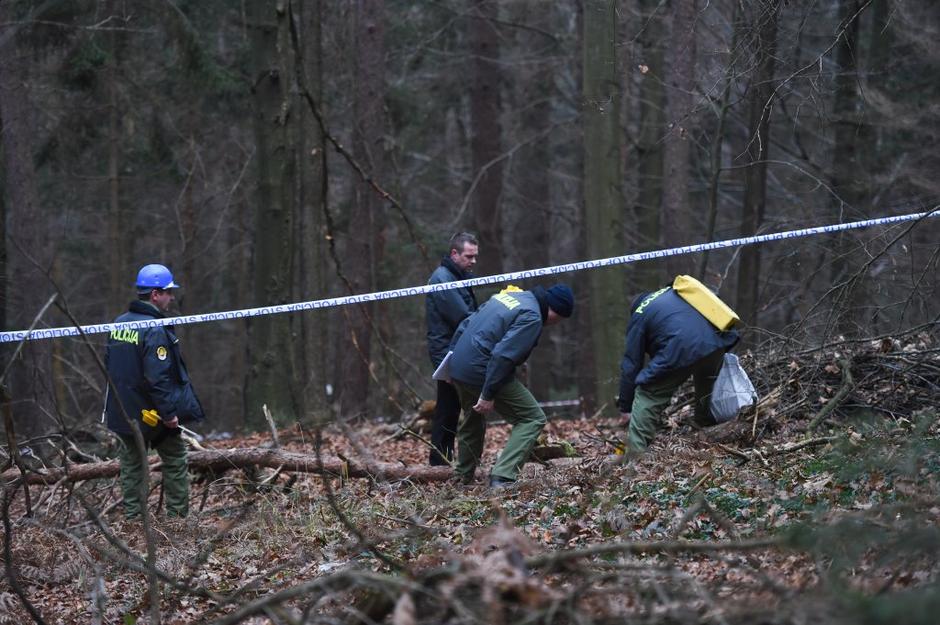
[488,475,516,490]
[452,470,475,485]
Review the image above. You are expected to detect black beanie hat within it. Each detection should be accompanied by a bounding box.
[546,284,574,317]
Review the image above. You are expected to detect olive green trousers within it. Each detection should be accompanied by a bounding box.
[627,349,725,451]
[118,432,190,518]
[453,379,547,482]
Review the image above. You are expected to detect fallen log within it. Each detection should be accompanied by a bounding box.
[2,448,453,486]
[1,445,579,486]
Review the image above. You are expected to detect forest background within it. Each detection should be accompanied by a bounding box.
[0,0,937,438]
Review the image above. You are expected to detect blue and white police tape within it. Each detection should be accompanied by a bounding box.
[2,209,936,344]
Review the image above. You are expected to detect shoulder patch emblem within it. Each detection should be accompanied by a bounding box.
[156,346,168,361]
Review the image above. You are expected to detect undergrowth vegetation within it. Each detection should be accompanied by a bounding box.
[0,337,937,623]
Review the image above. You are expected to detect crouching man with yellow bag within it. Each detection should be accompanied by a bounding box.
[617,276,740,452]
[103,264,205,520]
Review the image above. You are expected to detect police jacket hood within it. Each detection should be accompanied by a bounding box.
[448,287,548,400]
[618,288,739,412]
[425,256,478,367]
[104,300,205,438]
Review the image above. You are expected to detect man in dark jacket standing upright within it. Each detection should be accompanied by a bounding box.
[104,264,205,519]
[425,232,479,465]
[448,283,574,487]
[618,285,738,451]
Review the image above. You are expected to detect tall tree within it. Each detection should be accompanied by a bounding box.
[510,0,555,398]
[698,1,743,281]
[829,0,868,335]
[337,0,387,418]
[583,0,626,411]
[246,0,300,427]
[661,0,698,277]
[633,0,666,292]
[293,0,329,413]
[106,0,126,309]
[468,0,505,277]
[736,0,780,328]
[0,4,54,435]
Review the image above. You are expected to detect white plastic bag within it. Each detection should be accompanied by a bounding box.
[709,353,758,423]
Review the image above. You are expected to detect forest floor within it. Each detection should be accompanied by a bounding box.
[1,333,939,624]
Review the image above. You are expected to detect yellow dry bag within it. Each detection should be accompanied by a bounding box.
[672,275,740,331]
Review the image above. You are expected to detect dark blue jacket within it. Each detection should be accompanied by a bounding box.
[618,288,739,412]
[425,257,477,367]
[104,301,205,439]
[449,287,548,400]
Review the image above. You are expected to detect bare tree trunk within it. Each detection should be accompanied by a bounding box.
[570,0,596,417]
[0,7,53,437]
[583,0,626,413]
[829,0,867,336]
[510,0,554,399]
[634,0,665,292]
[246,0,300,429]
[106,0,125,310]
[468,0,504,277]
[698,1,742,281]
[338,0,387,418]
[295,0,328,414]
[662,0,697,277]
[735,0,779,328]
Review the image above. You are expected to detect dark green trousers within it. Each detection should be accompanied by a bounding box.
[118,432,190,518]
[627,349,725,451]
[453,379,547,482]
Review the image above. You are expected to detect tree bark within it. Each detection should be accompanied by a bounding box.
[468,0,505,277]
[698,1,742,281]
[294,0,328,412]
[661,0,697,277]
[735,0,779,329]
[583,0,626,413]
[511,0,554,399]
[246,0,300,428]
[0,5,53,437]
[633,0,665,292]
[337,0,388,418]
[829,0,868,336]
[106,0,126,310]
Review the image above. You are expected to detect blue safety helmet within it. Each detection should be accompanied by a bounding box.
[135,264,180,290]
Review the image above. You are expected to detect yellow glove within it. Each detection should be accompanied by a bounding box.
[141,409,160,427]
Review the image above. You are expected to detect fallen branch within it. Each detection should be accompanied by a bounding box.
[525,536,783,568]
[3,443,581,487]
[807,358,854,431]
[2,448,458,486]
[717,437,836,465]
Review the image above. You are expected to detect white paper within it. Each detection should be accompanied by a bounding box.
[432,351,453,382]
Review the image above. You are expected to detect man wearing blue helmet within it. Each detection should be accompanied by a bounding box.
[104,264,205,519]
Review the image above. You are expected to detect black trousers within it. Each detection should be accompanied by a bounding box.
[429,380,461,465]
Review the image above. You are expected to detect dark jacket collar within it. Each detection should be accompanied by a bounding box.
[441,255,471,280]
[441,256,476,303]
[530,286,549,323]
[129,300,166,319]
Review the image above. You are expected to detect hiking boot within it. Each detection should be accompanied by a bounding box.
[452,471,475,485]
[488,475,516,489]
